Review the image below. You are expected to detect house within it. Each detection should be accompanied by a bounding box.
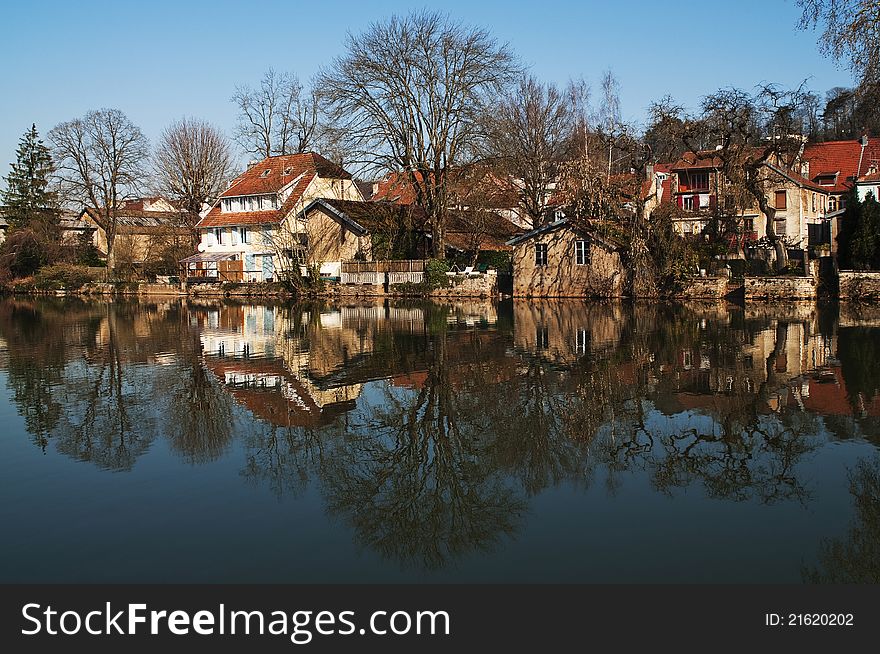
[799,136,880,211]
[369,165,532,229]
[856,171,880,201]
[506,218,626,297]
[296,198,522,268]
[185,153,363,282]
[79,197,192,264]
[658,150,829,253]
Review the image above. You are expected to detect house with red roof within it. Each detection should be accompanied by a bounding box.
[185,153,364,282]
[798,135,880,257]
[653,150,829,254]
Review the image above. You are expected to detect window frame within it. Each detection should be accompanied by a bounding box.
[575,239,590,265]
[535,243,548,266]
[775,190,787,211]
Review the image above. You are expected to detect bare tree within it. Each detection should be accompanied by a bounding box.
[482,75,584,228]
[232,68,319,158]
[49,109,149,268]
[798,0,880,85]
[695,85,811,270]
[153,117,234,224]
[319,11,519,257]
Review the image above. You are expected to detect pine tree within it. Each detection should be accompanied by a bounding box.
[2,124,58,227]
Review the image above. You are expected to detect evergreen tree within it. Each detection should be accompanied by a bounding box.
[838,191,880,271]
[2,124,58,226]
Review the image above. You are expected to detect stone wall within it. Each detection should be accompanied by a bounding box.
[744,275,817,301]
[429,273,497,298]
[838,271,880,301]
[677,277,729,299]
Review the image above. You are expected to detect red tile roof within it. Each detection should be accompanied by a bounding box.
[196,153,355,229]
[801,138,880,193]
[222,152,351,198]
[670,151,724,170]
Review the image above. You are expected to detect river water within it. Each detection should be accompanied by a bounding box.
[0,296,877,582]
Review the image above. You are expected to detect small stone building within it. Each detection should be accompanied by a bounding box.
[507,218,626,297]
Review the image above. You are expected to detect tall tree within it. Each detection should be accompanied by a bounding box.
[153,117,234,222]
[482,75,583,227]
[799,0,880,85]
[49,109,149,268]
[2,124,58,226]
[231,68,319,158]
[319,10,519,257]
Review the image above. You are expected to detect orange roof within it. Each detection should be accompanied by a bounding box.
[196,152,354,228]
[802,138,880,193]
[670,151,724,170]
[223,153,351,198]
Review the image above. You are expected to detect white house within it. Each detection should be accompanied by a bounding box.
[184,153,363,282]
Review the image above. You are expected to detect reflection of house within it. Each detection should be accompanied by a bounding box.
[507,218,625,297]
[512,300,625,362]
[187,153,363,282]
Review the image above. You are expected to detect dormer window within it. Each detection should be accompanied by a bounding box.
[260,168,272,178]
[283,167,293,175]
[221,195,279,212]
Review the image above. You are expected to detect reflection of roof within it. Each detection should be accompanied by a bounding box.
[204,356,354,428]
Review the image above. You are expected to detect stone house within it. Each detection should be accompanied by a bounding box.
[507,218,626,297]
[187,153,363,282]
[79,198,192,265]
[655,151,829,255]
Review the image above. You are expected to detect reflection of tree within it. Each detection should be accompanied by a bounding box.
[54,306,157,471]
[838,327,880,414]
[164,326,235,464]
[240,424,325,498]
[0,299,72,450]
[805,456,880,583]
[321,330,525,570]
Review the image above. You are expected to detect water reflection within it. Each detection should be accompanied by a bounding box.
[1,296,879,577]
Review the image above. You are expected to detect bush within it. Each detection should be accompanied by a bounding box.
[424,258,451,289]
[33,264,96,290]
[0,229,47,278]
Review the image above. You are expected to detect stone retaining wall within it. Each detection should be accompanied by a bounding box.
[429,273,497,298]
[744,276,817,301]
[838,271,880,301]
[677,277,730,299]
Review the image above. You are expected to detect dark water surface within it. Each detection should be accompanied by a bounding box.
[1,296,878,583]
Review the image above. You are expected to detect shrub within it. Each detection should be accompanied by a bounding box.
[0,229,47,278]
[424,258,451,289]
[33,264,96,290]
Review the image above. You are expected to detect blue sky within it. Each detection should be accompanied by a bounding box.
[0,0,852,172]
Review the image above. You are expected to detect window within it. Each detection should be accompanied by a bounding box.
[260,168,271,178]
[575,328,589,355]
[775,190,787,210]
[683,195,696,211]
[688,171,710,191]
[829,196,837,212]
[817,175,835,187]
[283,167,293,175]
[812,193,816,212]
[535,243,548,266]
[240,227,249,244]
[536,326,549,350]
[575,239,590,265]
[744,218,755,233]
[214,227,224,245]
